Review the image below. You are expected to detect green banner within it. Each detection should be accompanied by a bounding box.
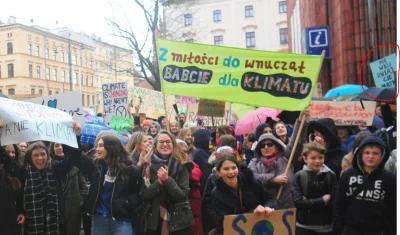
[110,116,133,131]
[156,38,324,111]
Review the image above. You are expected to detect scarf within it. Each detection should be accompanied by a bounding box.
[260,155,278,169]
[24,165,59,235]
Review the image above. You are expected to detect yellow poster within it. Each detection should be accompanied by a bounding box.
[156,38,324,111]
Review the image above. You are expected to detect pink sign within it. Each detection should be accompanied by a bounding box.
[180,96,197,105]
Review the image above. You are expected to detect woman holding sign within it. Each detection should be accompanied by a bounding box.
[205,153,275,235]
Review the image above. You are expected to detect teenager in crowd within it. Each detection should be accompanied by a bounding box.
[170,120,181,138]
[177,113,187,128]
[205,154,275,235]
[139,131,194,235]
[337,126,356,153]
[178,128,195,159]
[126,132,150,167]
[3,144,23,165]
[334,136,396,235]
[291,142,337,235]
[142,120,152,134]
[157,116,168,130]
[243,132,256,165]
[340,131,371,176]
[274,121,290,145]
[149,121,161,138]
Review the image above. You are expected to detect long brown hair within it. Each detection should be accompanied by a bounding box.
[24,142,50,169]
[153,130,185,163]
[0,167,21,191]
[126,132,146,154]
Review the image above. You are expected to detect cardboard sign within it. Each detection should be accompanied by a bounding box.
[370,53,397,88]
[110,116,133,131]
[26,91,84,124]
[187,102,231,126]
[223,208,296,235]
[0,97,77,148]
[129,87,176,119]
[156,38,324,111]
[309,101,377,126]
[103,82,129,122]
[198,99,226,117]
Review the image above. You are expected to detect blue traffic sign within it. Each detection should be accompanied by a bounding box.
[305,26,330,59]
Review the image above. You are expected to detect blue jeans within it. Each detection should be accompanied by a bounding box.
[92,214,135,235]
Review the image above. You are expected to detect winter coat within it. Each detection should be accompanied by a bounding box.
[333,136,396,234]
[204,168,275,234]
[202,172,218,234]
[188,162,203,235]
[140,155,191,232]
[192,129,212,196]
[64,144,142,219]
[248,119,306,209]
[307,118,347,181]
[291,165,337,230]
[341,134,356,153]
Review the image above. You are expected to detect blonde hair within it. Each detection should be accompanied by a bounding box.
[176,140,189,163]
[170,120,181,135]
[126,132,146,154]
[153,130,186,163]
[178,128,192,140]
[303,141,326,157]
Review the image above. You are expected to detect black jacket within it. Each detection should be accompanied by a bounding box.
[204,168,275,234]
[64,144,142,219]
[307,118,347,180]
[333,136,396,234]
[291,165,337,226]
[192,129,212,196]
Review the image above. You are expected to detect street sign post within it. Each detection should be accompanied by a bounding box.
[305,26,330,59]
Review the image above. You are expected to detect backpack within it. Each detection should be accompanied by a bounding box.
[299,170,332,196]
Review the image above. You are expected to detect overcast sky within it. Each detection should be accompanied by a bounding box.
[1,0,149,49]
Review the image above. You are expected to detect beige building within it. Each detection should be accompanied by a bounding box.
[0,18,135,111]
[162,0,289,51]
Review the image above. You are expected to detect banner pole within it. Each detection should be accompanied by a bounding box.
[162,93,170,132]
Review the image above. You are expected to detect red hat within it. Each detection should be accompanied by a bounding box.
[142,120,152,126]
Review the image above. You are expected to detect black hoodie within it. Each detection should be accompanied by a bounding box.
[333,136,396,234]
[307,118,347,180]
[192,129,212,197]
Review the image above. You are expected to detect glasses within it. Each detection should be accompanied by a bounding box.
[260,142,274,148]
[158,140,172,145]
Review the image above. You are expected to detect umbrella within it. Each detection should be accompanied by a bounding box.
[235,108,282,135]
[0,93,9,99]
[324,84,368,98]
[352,87,396,102]
[231,103,256,119]
[80,123,127,146]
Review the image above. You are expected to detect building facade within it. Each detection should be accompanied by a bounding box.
[287,0,397,93]
[162,0,289,52]
[0,20,135,110]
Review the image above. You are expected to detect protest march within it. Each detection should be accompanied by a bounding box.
[0,39,396,235]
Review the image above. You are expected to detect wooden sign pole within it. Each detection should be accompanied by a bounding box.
[162,93,170,132]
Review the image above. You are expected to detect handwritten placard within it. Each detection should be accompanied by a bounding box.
[187,102,232,126]
[103,82,128,122]
[25,91,84,124]
[180,96,197,105]
[110,116,133,131]
[370,53,397,88]
[129,87,176,119]
[83,113,107,127]
[198,99,226,117]
[309,101,377,126]
[223,208,296,235]
[0,97,77,148]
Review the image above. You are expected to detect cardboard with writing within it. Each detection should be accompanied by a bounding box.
[223,208,296,235]
[198,99,226,117]
[187,102,231,126]
[0,97,78,148]
[110,116,134,131]
[26,91,84,124]
[103,82,129,122]
[309,101,377,126]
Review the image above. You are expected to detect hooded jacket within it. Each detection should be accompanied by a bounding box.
[333,136,396,234]
[157,116,167,130]
[149,121,161,138]
[255,123,271,141]
[192,129,212,196]
[291,164,337,230]
[307,118,347,180]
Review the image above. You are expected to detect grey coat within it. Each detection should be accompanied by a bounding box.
[248,119,307,209]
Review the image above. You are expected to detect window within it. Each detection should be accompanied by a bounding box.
[28,44,32,55]
[74,72,78,84]
[53,69,57,81]
[91,76,94,86]
[46,67,50,80]
[37,66,40,78]
[85,58,87,67]
[8,64,14,78]
[279,1,287,13]
[7,42,13,54]
[0,65,1,78]
[82,94,85,106]
[213,10,222,22]
[246,32,256,48]
[90,59,92,68]
[39,89,42,95]
[55,91,59,94]
[52,50,56,60]
[73,55,77,65]
[87,95,90,106]
[97,93,100,104]
[80,57,82,66]
[31,88,35,95]
[8,88,15,95]
[49,90,52,95]
[62,71,66,82]
[214,35,224,46]
[184,14,193,26]
[280,28,288,44]
[245,5,254,17]
[45,48,50,59]
[36,46,40,56]
[81,74,83,85]
[86,75,88,86]
[29,64,33,77]
[61,52,65,62]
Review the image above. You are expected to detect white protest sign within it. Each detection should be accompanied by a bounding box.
[26,91,84,124]
[103,82,128,122]
[0,98,77,148]
[129,87,176,119]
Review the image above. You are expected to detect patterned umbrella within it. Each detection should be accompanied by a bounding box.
[80,123,127,146]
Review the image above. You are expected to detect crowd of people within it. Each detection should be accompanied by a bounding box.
[0,102,396,235]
